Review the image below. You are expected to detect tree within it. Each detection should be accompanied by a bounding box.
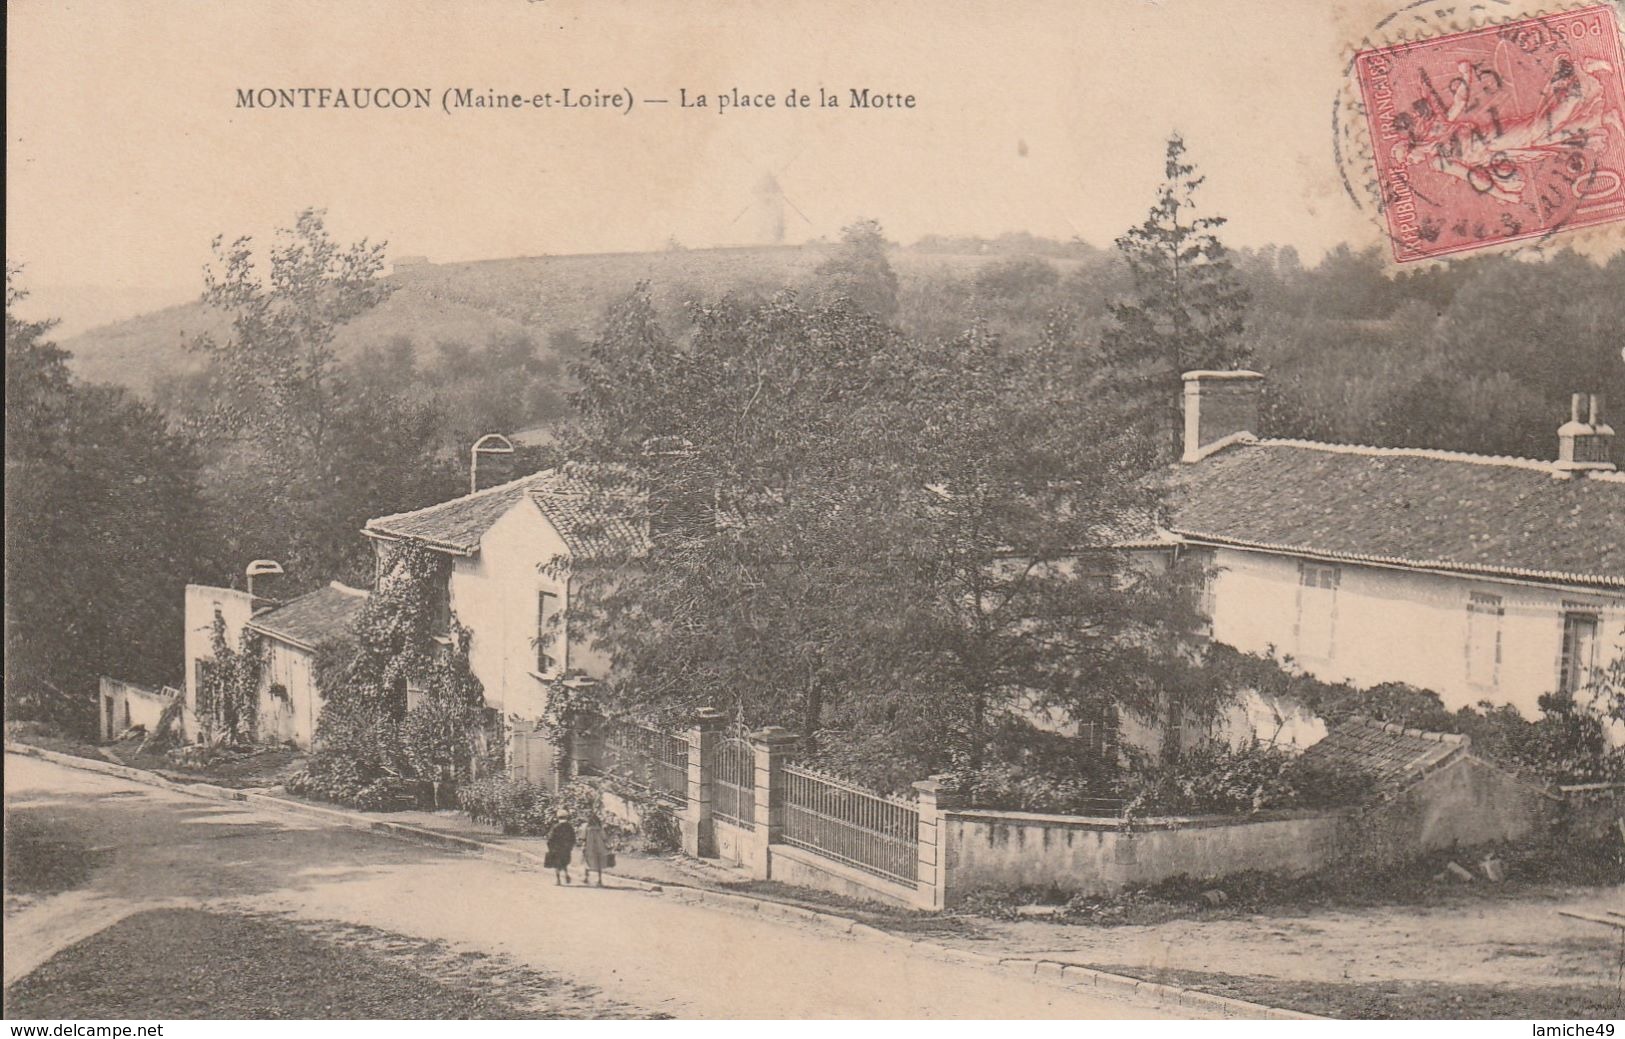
[5,266,213,732]
[187,210,457,585]
[1103,133,1251,458]
[560,285,1205,791]
[812,219,900,321]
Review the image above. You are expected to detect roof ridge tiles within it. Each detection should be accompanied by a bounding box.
[365,468,557,527]
[1254,437,1565,473]
[1166,529,1625,588]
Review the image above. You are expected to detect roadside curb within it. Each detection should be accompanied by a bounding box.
[7,742,1317,1020]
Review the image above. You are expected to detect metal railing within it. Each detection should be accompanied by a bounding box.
[783,763,918,884]
[577,713,690,805]
[712,736,756,829]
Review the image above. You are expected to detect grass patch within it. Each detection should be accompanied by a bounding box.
[1091,962,1623,1019]
[3,908,657,1019]
[2,812,108,903]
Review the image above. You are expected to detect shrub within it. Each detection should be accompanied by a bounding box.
[1123,743,1379,818]
[627,796,682,853]
[456,774,556,835]
[957,761,1123,815]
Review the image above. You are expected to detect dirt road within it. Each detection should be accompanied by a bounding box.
[3,752,1193,1019]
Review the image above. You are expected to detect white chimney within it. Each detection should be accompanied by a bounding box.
[1182,370,1264,462]
[1556,393,1616,472]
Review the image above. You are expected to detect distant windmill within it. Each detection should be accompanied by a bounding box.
[751,172,787,244]
[729,163,812,246]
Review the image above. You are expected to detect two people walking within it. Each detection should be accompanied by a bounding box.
[544,809,613,886]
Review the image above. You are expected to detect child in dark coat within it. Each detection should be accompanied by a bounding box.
[544,809,576,885]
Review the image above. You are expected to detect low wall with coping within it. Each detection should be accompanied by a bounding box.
[605,708,1560,912]
[942,808,1343,902]
[766,844,920,909]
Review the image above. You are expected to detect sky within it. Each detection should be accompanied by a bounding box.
[7,0,1623,332]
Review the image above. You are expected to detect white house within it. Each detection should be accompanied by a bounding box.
[182,581,369,748]
[362,465,646,772]
[1151,371,1624,733]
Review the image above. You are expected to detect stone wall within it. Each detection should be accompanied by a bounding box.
[942,809,1343,902]
[937,754,1555,905]
[1340,755,1557,868]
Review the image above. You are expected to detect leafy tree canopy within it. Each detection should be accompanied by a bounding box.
[5,266,212,731]
[559,284,1210,790]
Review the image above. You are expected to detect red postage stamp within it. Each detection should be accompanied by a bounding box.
[1355,5,1625,261]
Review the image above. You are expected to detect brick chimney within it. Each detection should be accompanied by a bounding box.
[1556,393,1616,472]
[1182,370,1264,462]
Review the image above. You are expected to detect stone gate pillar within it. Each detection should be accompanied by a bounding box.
[912,774,965,910]
[682,707,726,857]
[748,725,800,879]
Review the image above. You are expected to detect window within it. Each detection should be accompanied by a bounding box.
[1196,565,1217,637]
[1074,705,1119,758]
[536,590,562,674]
[1466,592,1503,688]
[194,658,217,696]
[1559,610,1600,695]
[427,574,452,638]
[1295,563,1339,660]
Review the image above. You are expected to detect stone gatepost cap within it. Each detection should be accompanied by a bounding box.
[694,707,727,722]
[750,725,800,744]
[912,775,959,795]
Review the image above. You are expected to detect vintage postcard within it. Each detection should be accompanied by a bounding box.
[5,0,1622,1028]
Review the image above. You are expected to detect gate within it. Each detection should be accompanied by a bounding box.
[712,736,756,829]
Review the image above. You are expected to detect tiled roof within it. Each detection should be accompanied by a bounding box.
[526,466,648,560]
[1168,440,1625,587]
[247,583,369,650]
[1296,716,1467,789]
[364,466,647,560]
[365,471,553,554]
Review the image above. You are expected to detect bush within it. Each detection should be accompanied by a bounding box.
[457,774,564,835]
[957,761,1123,816]
[629,797,682,853]
[5,719,61,740]
[455,774,680,851]
[1124,743,1379,818]
[283,763,420,811]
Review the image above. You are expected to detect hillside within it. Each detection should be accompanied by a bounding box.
[57,244,1081,394]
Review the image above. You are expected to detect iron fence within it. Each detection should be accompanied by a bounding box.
[783,763,918,884]
[712,736,756,829]
[577,713,690,805]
